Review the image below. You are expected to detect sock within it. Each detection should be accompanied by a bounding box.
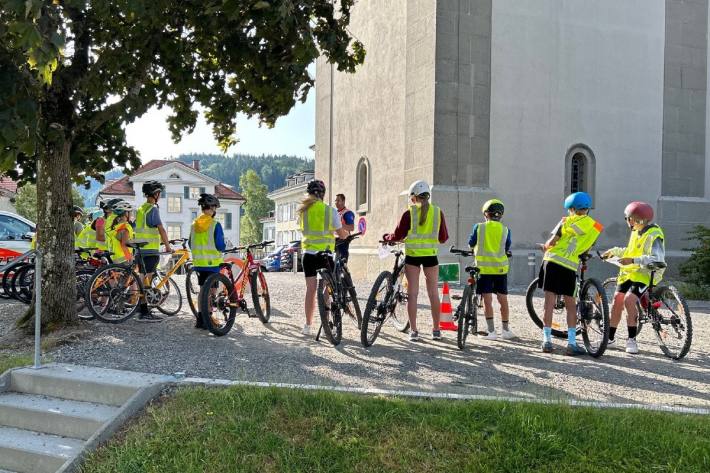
[486,318,495,333]
[502,321,510,332]
[567,327,577,346]
[543,327,552,342]
[628,326,638,339]
[609,326,617,341]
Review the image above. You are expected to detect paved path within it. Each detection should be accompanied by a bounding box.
[2,273,709,408]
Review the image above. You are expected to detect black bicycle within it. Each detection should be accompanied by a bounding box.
[449,247,482,350]
[526,252,610,357]
[601,260,692,360]
[316,233,363,346]
[360,242,410,347]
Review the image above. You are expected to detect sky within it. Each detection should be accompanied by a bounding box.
[125,91,315,161]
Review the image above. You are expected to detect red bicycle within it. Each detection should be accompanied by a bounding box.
[199,241,273,336]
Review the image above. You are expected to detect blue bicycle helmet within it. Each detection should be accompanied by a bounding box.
[564,192,592,210]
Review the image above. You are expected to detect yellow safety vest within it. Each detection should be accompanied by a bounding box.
[544,215,603,271]
[134,202,160,250]
[300,200,337,252]
[30,234,36,250]
[617,225,665,286]
[405,204,441,257]
[474,221,509,275]
[111,223,134,263]
[190,218,224,268]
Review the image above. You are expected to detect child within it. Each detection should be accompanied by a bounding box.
[603,201,665,354]
[109,201,134,264]
[468,199,514,340]
[189,193,226,329]
[539,192,603,356]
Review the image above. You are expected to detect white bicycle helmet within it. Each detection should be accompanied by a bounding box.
[112,200,134,216]
[402,180,431,197]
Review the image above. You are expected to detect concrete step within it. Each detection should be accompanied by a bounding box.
[0,392,119,440]
[0,426,83,473]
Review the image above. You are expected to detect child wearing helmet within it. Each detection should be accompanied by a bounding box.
[539,192,604,355]
[602,201,665,354]
[468,199,514,340]
[109,201,135,264]
[383,180,449,342]
[190,194,226,329]
[72,206,85,237]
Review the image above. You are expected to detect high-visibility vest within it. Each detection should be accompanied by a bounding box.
[134,202,160,250]
[617,225,665,286]
[190,218,224,268]
[30,234,36,250]
[75,223,94,258]
[544,215,603,271]
[300,200,337,252]
[111,222,134,263]
[405,204,441,257]
[474,221,509,275]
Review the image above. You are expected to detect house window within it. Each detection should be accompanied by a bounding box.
[184,186,206,199]
[564,144,596,202]
[167,195,182,213]
[214,212,225,227]
[290,202,297,221]
[225,212,232,230]
[167,224,182,241]
[355,157,370,214]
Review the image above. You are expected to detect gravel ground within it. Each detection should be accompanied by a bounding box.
[1,272,709,408]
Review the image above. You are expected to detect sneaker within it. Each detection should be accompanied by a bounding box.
[301,324,312,336]
[138,312,163,323]
[541,341,553,353]
[501,329,516,340]
[431,330,442,340]
[409,330,420,342]
[607,338,617,349]
[565,344,587,356]
[626,338,639,354]
[484,331,498,340]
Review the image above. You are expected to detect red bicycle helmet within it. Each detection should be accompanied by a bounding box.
[624,201,654,222]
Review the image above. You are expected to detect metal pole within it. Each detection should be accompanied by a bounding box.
[33,248,41,369]
[528,252,537,281]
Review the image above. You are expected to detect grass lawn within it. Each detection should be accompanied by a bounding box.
[0,353,33,374]
[81,386,710,473]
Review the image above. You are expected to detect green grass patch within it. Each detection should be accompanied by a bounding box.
[0,353,33,374]
[81,386,710,473]
[677,282,710,301]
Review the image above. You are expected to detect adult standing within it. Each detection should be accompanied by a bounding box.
[334,193,355,261]
[383,180,449,342]
[298,180,348,336]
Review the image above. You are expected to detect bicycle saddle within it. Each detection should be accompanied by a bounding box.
[646,262,667,270]
[464,266,480,275]
[127,241,149,249]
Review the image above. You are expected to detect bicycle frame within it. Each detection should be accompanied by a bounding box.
[220,246,262,302]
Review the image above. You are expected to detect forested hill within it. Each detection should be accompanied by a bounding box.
[76,153,312,206]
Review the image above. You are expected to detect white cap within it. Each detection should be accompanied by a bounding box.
[401,180,431,196]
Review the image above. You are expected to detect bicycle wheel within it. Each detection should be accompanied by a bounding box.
[185,265,200,317]
[86,264,143,323]
[602,277,644,336]
[200,272,237,336]
[525,278,569,338]
[13,264,35,304]
[652,285,692,360]
[1,262,25,299]
[580,279,610,358]
[390,271,410,332]
[457,286,474,350]
[75,268,96,319]
[153,274,183,316]
[341,268,361,329]
[317,275,342,346]
[361,270,392,347]
[250,270,271,323]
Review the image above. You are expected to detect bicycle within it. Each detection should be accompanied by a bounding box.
[316,233,363,346]
[360,241,410,347]
[199,240,272,336]
[526,252,610,357]
[449,247,482,350]
[86,241,188,323]
[601,259,692,360]
[0,250,35,299]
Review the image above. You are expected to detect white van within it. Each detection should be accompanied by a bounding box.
[0,211,35,263]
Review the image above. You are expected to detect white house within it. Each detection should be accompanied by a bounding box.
[260,212,276,243]
[97,160,245,246]
[267,171,314,246]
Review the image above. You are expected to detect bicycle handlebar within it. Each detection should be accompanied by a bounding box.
[450,246,473,257]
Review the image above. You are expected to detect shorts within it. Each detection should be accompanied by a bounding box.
[404,255,439,268]
[138,255,160,274]
[196,270,217,286]
[476,274,508,295]
[615,280,648,298]
[302,253,331,278]
[538,261,577,297]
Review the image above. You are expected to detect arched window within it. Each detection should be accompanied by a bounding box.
[355,157,370,214]
[565,144,596,202]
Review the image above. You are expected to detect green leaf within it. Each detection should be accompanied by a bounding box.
[253,1,270,10]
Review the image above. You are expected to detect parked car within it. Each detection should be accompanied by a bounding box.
[0,211,35,264]
[261,245,286,272]
[280,240,303,272]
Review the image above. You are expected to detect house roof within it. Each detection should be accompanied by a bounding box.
[98,160,245,201]
[0,177,18,194]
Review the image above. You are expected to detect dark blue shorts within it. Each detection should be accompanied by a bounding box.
[476,274,508,295]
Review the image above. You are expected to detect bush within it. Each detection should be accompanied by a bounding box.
[680,225,710,293]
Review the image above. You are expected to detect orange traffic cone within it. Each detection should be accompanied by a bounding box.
[439,282,457,331]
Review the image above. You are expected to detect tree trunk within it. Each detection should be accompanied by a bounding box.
[17,141,76,333]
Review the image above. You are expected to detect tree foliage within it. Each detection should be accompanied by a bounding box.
[239,169,273,244]
[680,226,710,288]
[15,183,83,222]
